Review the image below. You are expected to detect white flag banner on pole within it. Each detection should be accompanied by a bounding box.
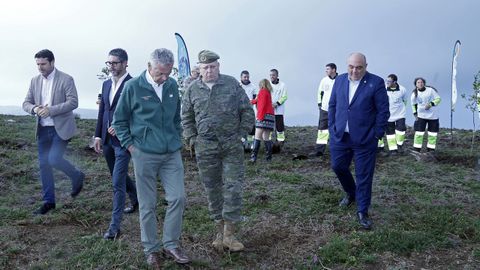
[451,40,461,111]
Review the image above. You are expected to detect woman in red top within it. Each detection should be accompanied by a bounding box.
[250,79,275,162]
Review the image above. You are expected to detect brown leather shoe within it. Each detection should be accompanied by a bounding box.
[163,247,191,264]
[146,252,162,269]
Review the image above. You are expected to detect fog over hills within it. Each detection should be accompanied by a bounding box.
[0,106,98,119]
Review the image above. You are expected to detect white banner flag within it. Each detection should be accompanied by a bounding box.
[451,40,461,111]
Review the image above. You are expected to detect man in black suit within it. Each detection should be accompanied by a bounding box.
[94,48,138,239]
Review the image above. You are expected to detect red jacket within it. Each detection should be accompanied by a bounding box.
[251,88,274,121]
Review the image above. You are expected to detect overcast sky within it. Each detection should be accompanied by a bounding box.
[1,0,478,128]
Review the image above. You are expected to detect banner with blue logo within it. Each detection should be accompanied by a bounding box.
[174,33,191,81]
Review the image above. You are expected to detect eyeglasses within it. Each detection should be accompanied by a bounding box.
[385,80,394,83]
[105,61,122,67]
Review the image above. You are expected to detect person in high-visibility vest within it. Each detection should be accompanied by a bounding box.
[309,63,337,157]
[270,69,287,143]
[239,70,258,151]
[381,74,408,155]
[411,77,441,152]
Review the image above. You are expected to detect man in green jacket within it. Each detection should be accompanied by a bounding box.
[181,50,255,252]
[112,48,190,268]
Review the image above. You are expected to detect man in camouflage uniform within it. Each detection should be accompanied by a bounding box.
[181,50,255,252]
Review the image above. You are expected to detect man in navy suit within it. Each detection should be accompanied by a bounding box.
[94,48,138,239]
[328,53,389,230]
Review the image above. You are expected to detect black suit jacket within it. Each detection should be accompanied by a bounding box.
[95,74,132,146]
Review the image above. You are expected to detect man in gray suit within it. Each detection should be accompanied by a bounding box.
[23,49,85,215]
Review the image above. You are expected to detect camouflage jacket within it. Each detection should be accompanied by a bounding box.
[181,74,255,145]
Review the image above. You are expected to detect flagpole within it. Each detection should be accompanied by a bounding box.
[450,43,453,142]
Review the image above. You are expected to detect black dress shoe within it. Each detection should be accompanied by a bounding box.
[124,202,138,214]
[357,212,373,230]
[71,171,85,198]
[339,195,355,207]
[103,229,121,240]
[33,203,56,215]
[379,151,390,157]
[308,151,323,158]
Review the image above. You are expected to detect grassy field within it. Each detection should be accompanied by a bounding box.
[1,114,480,269]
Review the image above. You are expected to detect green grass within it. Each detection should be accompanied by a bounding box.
[57,236,145,269]
[265,171,305,184]
[315,206,480,267]
[473,247,480,259]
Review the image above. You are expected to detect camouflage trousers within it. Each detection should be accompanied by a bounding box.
[195,138,245,223]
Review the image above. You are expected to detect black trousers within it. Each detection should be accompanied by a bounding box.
[414,118,439,132]
[386,118,406,135]
[315,109,329,153]
[275,115,285,132]
[317,109,328,130]
[248,125,255,136]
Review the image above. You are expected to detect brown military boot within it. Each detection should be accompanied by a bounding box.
[212,220,224,251]
[223,221,244,251]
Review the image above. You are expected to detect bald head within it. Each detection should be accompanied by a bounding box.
[347,52,367,81]
[348,53,366,64]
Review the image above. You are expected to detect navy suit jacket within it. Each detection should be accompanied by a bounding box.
[95,74,132,146]
[328,72,389,146]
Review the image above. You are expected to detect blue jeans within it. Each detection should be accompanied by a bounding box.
[103,141,138,233]
[37,126,83,204]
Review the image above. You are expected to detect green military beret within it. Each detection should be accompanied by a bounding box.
[198,50,220,64]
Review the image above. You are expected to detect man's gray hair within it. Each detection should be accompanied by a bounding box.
[149,48,174,66]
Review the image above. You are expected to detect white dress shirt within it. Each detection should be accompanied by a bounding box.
[109,72,129,104]
[146,71,164,101]
[345,79,360,133]
[40,69,56,126]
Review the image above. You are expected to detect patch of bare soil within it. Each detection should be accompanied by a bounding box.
[435,152,477,168]
[377,245,480,270]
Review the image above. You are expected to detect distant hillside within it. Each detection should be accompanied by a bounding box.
[0,106,29,116]
[0,106,98,119]
[74,108,98,119]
